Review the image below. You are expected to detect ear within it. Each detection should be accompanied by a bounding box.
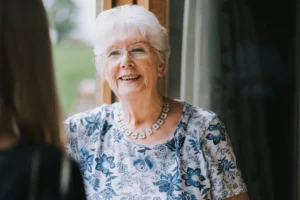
[158,63,165,76]
[156,52,167,76]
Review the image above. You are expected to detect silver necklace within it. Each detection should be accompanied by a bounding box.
[117,100,170,139]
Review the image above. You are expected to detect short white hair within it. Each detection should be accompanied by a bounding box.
[93,4,170,77]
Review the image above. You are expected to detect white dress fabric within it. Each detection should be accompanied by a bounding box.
[65,101,247,200]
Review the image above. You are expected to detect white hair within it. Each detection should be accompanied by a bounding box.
[93,4,170,78]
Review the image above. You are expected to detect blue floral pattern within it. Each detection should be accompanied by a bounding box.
[79,149,94,173]
[153,172,182,196]
[95,154,116,175]
[65,102,247,199]
[182,168,206,189]
[174,191,198,200]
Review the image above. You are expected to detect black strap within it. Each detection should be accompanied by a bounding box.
[28,147,40,200]
[29,147,71,200]
[59,153,71,200]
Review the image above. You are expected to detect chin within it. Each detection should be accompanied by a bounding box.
[118,87,146,99]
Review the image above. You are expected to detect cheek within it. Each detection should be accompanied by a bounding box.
[105,62,119,87]
[140,60,159,85]
[142,53,160,72]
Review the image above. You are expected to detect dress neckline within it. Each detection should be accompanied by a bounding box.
[113,100,187,149]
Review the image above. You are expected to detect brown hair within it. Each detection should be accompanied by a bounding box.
[0,0,64,148]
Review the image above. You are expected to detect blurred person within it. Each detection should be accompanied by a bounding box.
[65,5,248,200]
[0,0,86,199]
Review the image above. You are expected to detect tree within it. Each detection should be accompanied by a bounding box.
[49,0,77,44]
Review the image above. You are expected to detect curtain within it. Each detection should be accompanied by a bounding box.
[180,0,274,199]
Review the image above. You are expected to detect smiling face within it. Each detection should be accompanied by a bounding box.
[103,30,164,99]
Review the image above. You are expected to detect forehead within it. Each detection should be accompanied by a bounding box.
[104,28,149,49]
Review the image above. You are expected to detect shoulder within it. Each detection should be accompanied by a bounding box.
[37,143,70,169]
[32,144,85,199]
[10,141,62,161]
[64,103,116,133]
[35,144,81,182]
[13,142,74,175]
[0,142,83,199]
[182,101,221,132]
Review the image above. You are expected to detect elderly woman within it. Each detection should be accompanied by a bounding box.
[65,4,248,200]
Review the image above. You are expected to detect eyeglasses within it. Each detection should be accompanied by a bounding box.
[101,43,157,62]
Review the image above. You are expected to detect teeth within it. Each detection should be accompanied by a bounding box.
[121,75,139,80]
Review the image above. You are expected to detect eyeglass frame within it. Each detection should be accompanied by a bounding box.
[99,41,161,61]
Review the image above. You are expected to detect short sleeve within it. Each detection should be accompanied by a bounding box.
[64,116,80,163]
[201,115,247,199]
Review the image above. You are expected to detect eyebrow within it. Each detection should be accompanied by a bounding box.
[106,40,150,51]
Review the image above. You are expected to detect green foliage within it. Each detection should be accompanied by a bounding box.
[53,44,94,115]
[49,0,78,44]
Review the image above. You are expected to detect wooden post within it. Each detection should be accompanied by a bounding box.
[116,0,134,5]
[95,0,170,105]
[95,0,113,105]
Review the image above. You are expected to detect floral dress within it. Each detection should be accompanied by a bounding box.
[65,101,247,200]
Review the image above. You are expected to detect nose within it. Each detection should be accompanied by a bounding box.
[120,51,134,68]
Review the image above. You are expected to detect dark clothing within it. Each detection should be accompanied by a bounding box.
[0,141,86,200]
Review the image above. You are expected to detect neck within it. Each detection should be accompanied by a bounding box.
[119,89,164,128]
[0,134,18,150]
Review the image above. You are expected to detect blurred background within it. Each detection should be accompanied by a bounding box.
[42,0,97,117]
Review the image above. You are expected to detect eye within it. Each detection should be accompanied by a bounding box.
[130,48,145,53]
[109,50,121,56]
